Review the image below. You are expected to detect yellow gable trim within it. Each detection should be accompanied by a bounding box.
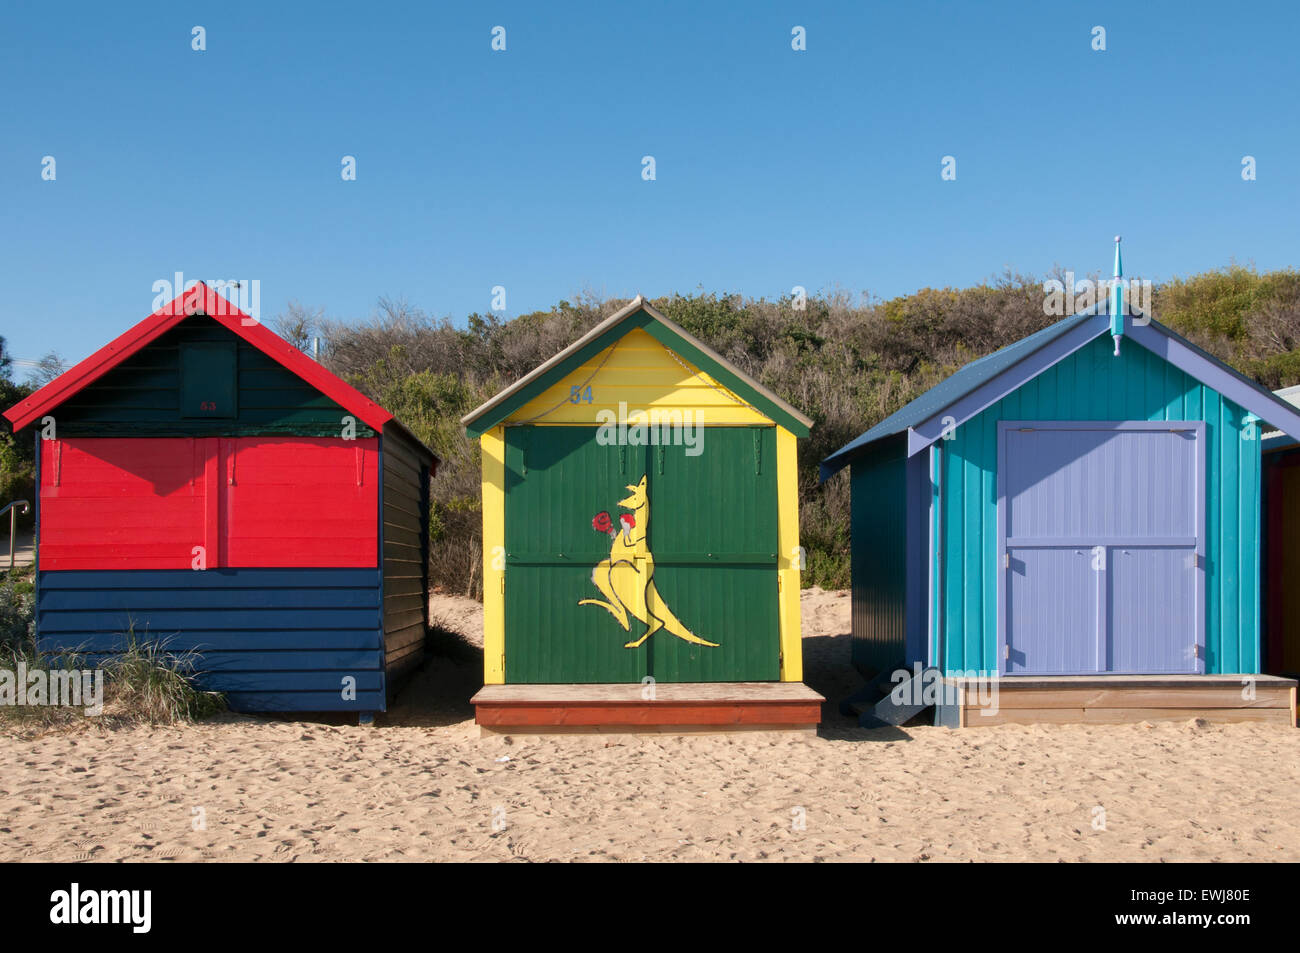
[504,327,773,426]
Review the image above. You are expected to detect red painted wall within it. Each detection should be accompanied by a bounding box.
[40,437,379,570]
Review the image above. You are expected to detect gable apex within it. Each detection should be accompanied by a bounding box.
[462,295,812,437]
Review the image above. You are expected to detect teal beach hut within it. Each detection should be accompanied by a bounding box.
[822,241,1300,726]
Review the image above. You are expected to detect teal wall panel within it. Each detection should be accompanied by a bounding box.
[937,334,1261,675]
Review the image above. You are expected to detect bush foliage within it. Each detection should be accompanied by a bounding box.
[309,265,1300,597]
[6,267,1298,598]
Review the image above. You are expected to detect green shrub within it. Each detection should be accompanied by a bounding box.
[307,266,1300,598]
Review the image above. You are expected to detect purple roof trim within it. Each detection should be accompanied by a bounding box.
[906,314,1110,457]
[1126,322,1300,442]
[822,305,1300,478]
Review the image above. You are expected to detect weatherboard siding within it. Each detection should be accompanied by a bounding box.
[380,427,430,693]
[937,334,1260,676]
[51,317,375,437]
[36,568,385,712]
[507,328,772,426]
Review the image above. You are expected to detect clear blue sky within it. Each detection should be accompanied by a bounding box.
[3,0,1298,370]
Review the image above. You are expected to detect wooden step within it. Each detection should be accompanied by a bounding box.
[937,675,1298,728]
[472,682,824,734]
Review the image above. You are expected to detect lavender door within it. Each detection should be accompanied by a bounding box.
[999,422,1205,675]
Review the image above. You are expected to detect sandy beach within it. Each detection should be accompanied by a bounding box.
[3,586,1299,862]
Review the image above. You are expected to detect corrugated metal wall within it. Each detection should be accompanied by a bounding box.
[938,334,1261,675]
[36,568,385,711]
[849,435,908,676]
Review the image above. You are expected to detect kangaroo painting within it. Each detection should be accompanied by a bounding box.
[578,474,720,649]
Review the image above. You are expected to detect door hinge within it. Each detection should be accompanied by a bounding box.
[499,575,505,594]
[1193,643,1201,659]
[1003,552,1010,569]
[1003,643,1010,660]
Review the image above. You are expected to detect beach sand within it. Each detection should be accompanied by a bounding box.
[3,586,1300,862]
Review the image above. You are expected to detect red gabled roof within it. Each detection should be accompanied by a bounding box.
[3,282,396,433]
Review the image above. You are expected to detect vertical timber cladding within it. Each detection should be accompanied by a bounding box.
[939,334,1263,675]
[503,425,780,683]
[467,297,814,689]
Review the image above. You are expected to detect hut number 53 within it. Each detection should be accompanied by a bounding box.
[569,386,593,404]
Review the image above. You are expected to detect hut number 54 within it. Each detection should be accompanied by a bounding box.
[569,386,593,404]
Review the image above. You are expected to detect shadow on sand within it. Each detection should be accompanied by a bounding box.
[262,623,924,740]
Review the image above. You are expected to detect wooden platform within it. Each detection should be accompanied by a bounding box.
[471,682,825,735]
[935,675,1298,728]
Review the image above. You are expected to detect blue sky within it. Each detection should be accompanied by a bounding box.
[2,0,1298,370]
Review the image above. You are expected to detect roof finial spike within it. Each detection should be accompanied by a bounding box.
[1110,235,1124,356]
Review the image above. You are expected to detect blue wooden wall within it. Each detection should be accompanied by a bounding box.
[36,568,385,711]
[936,334,1261,675]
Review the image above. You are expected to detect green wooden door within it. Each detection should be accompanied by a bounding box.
[503,425,780,684]
[646,428,780,681]
[504,427,648,682]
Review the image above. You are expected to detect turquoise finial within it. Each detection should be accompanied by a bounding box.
[1110,235,1124,355]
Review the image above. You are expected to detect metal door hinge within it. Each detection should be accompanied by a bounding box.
[1003,552,1010,569]
[1003,643,1010,660]
[499,575,506,594]
[1193,644,1201,659]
